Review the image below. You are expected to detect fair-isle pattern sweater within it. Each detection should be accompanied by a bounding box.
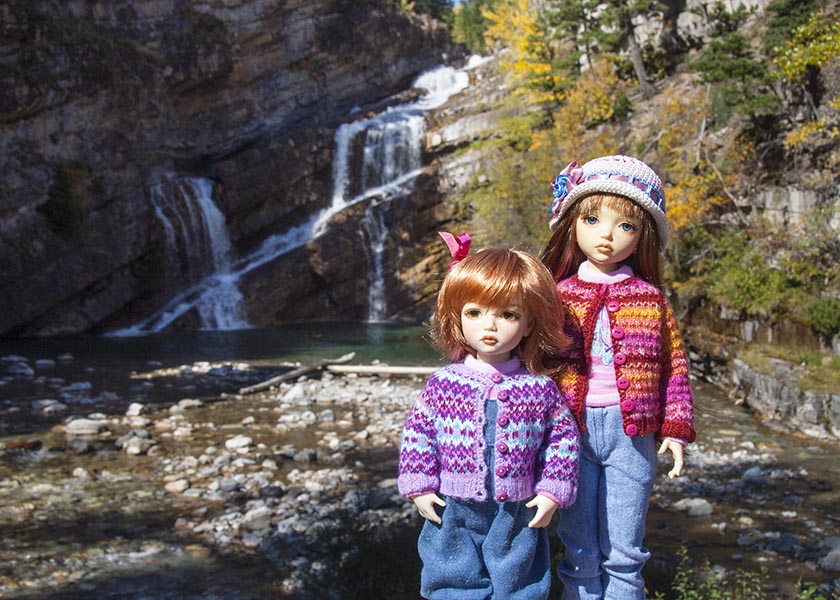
[556,275,696,443]
[398,360,579,506]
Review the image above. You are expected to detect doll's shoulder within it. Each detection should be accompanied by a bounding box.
[615,277,667,304]
[508,371,561,398]
[423,361,482,391]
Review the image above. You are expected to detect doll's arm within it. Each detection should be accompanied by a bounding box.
[658,438,685,478]
[526,494,559,528]
[412,493,446,524]
[658,301,696,443]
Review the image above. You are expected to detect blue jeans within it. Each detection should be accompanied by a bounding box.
[556,405,656,600]
[418,497,551,600]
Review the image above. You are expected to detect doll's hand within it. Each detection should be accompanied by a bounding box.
[412,493,446,524]
[526,494,559,528]
[658,439,685,479]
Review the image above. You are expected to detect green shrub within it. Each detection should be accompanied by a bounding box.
[808,296,840,339]
[651,546,835,600]
[37,164,90,238]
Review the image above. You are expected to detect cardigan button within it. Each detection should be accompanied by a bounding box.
[607,300,620,312]
[495,465,508,477]
[616,376,630,390]
[621,399,635,412]
[491,373,503,383]
[614,352,627,365]
[497,415,509,427]
[497,390,510,401]
[598,284,608,296]
[497,441,509,454]
[625,423,639,436]
[612,326,625,340]
[497,493,509,502]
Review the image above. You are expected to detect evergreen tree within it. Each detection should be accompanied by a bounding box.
[414,0,454,24]
[453,0,497,53]
[544,0,666,98]
[691,3,780,129]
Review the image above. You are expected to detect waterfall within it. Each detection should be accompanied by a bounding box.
[361,199,389,322]
[114,60,476,335]
[114,178,248,335]
[320,64,471,319]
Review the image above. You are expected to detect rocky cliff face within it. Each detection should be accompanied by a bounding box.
[0,0,455,336]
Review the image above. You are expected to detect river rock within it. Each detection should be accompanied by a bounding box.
[241,506,273,532]
[225,435,252,452]
[126,402,146,416]
[6,361,34,377]
[165,479,190,494]
[124,437,156,456]
[32,399,68,414]
[672,497,714,516]
[64,418,110,436]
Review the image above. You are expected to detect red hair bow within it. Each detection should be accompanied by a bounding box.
[438,231,471,269]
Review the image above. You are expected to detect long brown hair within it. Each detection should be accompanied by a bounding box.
[432,248,569,375]
[540,194,663,286]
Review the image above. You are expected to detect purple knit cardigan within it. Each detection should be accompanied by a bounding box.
[397,361,579,506]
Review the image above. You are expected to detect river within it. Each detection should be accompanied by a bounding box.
[1,324,838,598]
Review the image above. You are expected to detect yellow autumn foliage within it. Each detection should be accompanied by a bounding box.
[655,87,727,232]
[773,8,840,81]
[483,0,570,107]
[528,58,625,159]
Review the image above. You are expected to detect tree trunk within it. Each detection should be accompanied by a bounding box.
[624,15,657,99]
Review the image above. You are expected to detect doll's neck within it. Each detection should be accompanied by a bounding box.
[578,261,634,284]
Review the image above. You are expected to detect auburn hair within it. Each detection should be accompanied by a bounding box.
[541,194,663,286]
[432,248,569,375]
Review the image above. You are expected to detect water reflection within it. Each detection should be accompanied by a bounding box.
[0,322,441,370]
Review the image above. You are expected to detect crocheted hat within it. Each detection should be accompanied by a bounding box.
[548,155,669,245]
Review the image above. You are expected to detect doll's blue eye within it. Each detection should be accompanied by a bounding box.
[619,222,637,232]
[584,216,598,225]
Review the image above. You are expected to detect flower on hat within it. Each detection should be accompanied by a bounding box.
[549,161,584,221]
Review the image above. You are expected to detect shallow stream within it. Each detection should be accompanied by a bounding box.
[1,324,838,598]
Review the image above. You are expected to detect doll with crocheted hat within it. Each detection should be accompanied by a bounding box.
[398,234,580,600]
[540,155,696,600]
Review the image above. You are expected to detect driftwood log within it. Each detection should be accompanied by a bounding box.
[325,364,436,376]
[238,352,438,395]
[238,352,356,395]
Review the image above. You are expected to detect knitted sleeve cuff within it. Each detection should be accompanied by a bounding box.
[661,421,696,444]
[398,473,440,499]
[535,480,577,508]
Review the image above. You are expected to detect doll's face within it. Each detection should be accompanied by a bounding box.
[461,302,533,364]
[575,203,641,273]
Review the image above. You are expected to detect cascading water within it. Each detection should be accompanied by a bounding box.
[115,59,478,335]
[115,178,248,335]
[325,64,471,319]
[361,199,390,321]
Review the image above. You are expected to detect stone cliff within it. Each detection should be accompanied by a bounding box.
[0,0,456,336]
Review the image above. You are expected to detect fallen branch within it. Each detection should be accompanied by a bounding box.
[325,364,436,376]
[238,352,356,395]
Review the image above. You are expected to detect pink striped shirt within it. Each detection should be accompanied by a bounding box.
[578,262,633,407]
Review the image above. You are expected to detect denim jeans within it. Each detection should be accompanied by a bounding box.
[556,405,656,599]
[418,497,551,600]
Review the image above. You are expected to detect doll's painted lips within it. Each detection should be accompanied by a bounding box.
[595,244,612,253]
[480,336,497,345]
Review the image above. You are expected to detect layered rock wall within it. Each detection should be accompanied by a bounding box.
[0,0,453,335]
